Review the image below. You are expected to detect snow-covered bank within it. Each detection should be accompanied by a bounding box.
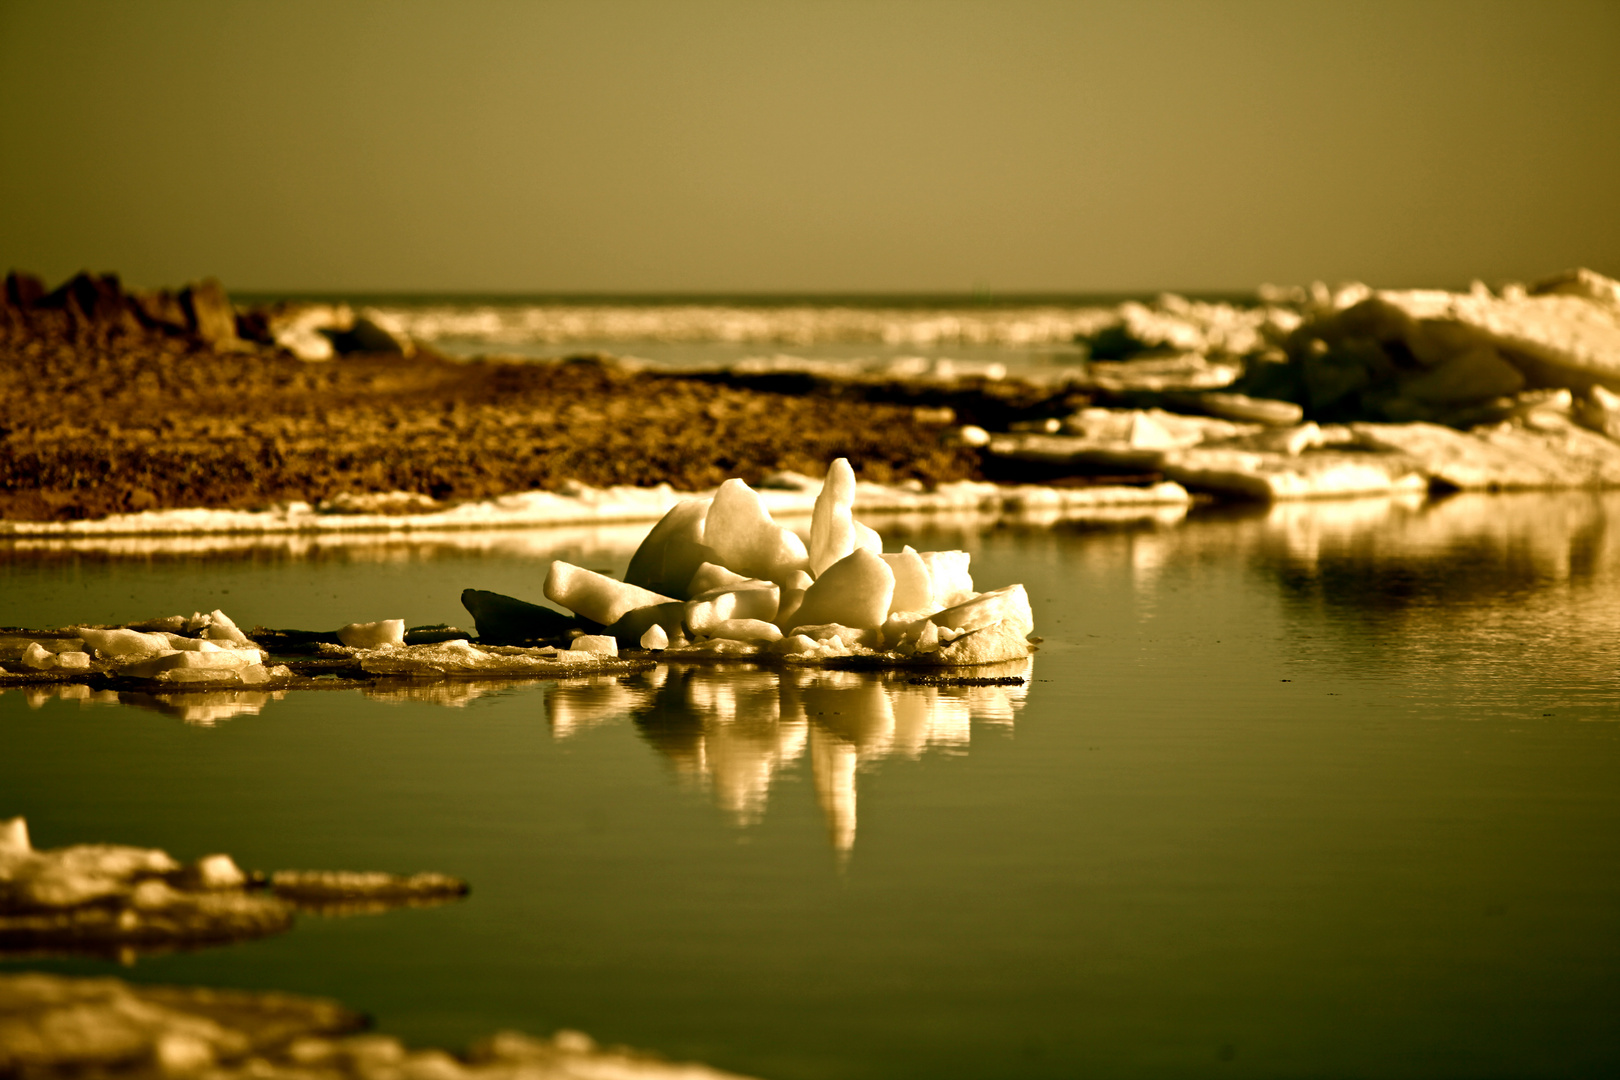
[0,477,1191,540]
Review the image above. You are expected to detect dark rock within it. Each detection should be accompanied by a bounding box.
[180,278,240,347]
[130,288,191,333]
[324,314,413,357]
[4,270,46,308]
[460,589,579,643]
[39,272,142,335]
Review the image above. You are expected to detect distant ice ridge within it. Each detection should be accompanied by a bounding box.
[372,302,1128,348]
[0,477,1191,539]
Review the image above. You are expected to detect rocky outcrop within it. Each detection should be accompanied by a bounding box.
[1,271,253,351]
[1,270,420,360]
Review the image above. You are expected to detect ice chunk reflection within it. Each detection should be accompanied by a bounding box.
[363,679,552,708]
[546,673,659,739]
[631,661,1030,851]
[117,689,286,726]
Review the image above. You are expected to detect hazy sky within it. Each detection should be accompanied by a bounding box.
[2,0,1617,293]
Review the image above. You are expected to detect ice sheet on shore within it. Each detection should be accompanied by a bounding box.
[0,477,1190,539]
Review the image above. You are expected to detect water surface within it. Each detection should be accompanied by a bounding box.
[4,494,1618,1078]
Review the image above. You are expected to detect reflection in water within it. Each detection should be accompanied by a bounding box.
[1044,491,1620,716]
[626,662,1030,852]
[364,679,551,709]
[546,673,662,739]
[1,682,290,725]
[119,690,287,726]
[6,684,121,710]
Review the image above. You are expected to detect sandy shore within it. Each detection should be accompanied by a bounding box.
[1,296,1053,523]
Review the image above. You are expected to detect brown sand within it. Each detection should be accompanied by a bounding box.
[1,300,1021,523]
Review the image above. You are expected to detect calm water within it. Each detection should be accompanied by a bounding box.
[3,493,1619,1078]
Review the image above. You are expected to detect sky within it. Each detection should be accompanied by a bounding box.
[2,0,1617,295]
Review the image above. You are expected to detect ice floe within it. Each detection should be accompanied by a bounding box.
[0,476,1190,539]
[0,971,757,1080]
[0,816,468,958]
[1,611,285,689]
[519,459,1039,666]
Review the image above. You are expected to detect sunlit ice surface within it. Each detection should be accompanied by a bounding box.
[4,493,1619,1078]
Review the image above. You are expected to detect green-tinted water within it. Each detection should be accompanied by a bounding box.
[4,493,1618,1078]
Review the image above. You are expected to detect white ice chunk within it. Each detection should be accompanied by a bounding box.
[881,548,932,613]
[121,649,259,679]
[784,549,895,631]
[54,651,92,670]
[190,853,247,889]
[917,550,976,608]
[623,498,718,599]
[776,587,806,632]
[789,623,882,650]
[20,643,58,670]
[773,633,823,657]
[926,619,1032,666]
[570,635,619,656]
[810,458,858,577]
[74,628,172,659]
[687,561,753,595]
[704,618,784,644]
[853,520,883,557]
[337,619,406,649]
[545,560,677,626]
[200,609,252,647]
[159,635,226,653]
[685,582,781,635]
[704,479,810,585]
[640,624,670,650]
[931,583,1035,639]
[0,817,30,854]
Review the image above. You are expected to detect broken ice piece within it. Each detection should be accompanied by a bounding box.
[784,549,895,632]
[75,627,173,659]
[190,609,253,647]
[120,650,260,679]
[337,620,406,649]
[545,561,677,626]
[20,642,60,670]
[703,479,811,585]
[640,624,670,650]
[703,618,784,644]
[931,584,1035,639]
[570,635,619,656]
[917,550,976,609]
[685,582,781,635]
[881,548,932,613]
[686,561,753,595]
[810,457,858,576]
[623,498,718,599]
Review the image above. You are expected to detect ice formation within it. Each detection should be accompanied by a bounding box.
[541,459,1037,666]
[0,816,470,954]
[8,610,288,687]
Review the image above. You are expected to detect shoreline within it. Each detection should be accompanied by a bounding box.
[6,268,1620,531]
